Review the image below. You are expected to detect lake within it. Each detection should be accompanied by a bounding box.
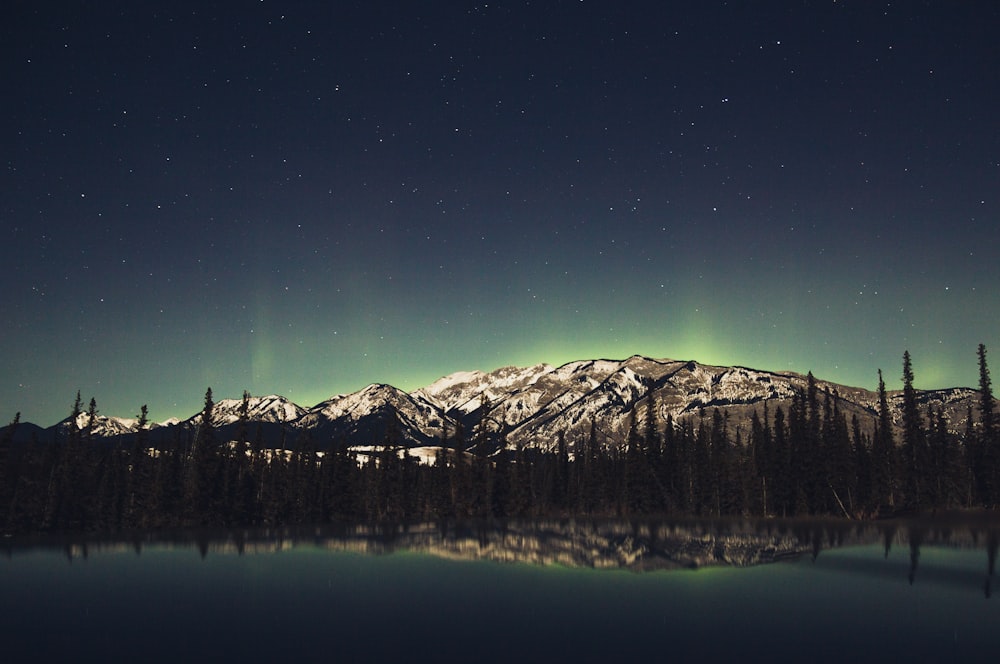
[2,517,999,662]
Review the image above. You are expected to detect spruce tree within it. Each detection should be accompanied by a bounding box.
[977,344,998,506]
[852,414,873,514]
[124,405,150,528]
[787,392,809,514]
[900,351,927,508]
[802,374,823,512]
[70,391,83,436]
[873,370,896,509]
[771,405,790,516]
[46,392,87,530]
[184,387,217,525]
[749,405,775,516]
[84,397,99,440]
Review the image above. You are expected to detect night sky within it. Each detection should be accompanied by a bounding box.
[3,1,999,426]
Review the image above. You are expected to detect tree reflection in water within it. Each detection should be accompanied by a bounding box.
[2,514,999,592]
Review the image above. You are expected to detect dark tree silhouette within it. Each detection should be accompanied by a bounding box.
[873,370,897,510]
[183,387,218,526]
[976,344,999,506]
[900,351,928,508]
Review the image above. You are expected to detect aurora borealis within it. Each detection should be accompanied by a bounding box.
[3,1,999,426]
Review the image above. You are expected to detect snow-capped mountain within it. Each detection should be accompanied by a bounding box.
[24,355,983,450]
[185,394,306,429]
[56,412,157,438]
[453,357,804,451]
[414,363,555,416]
[403,356,980,452]
[297,383,451,447]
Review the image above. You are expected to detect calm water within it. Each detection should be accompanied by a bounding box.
[2,519,999,662]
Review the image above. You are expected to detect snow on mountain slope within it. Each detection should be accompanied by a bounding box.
[186,394,306,428]
[69,413,144,437]
[656,362,802,413]
[223,395,304,425]
[886,387,980,433]
[495,357,880,451]
[415,364,554,416]
[299,384,451,445]
[498,357,671,450]
[46,355,983,451]
[414,357,763,451]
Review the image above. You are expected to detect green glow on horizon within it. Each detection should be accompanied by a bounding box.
[9,272,997,427]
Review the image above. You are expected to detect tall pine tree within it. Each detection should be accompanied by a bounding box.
[900,352,929,508]
[976,344,998,506]
[873,370,897,510]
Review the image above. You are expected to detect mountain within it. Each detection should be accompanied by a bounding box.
[323,356,978,452]
[297,384,451,447]
[12,356,983,451]
[185,394,306,429]
[413,363,556,417]
[414,356,872,452]
[54,413,157,439]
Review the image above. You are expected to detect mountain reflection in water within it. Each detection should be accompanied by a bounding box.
[5,514,1000,589]
[5,516,1000,662]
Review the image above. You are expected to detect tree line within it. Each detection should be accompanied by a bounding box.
[2,346,999,533]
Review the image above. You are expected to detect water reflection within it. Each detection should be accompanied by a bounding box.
[4,515,1000,593]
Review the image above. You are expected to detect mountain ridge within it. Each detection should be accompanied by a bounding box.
[3,356,981,450]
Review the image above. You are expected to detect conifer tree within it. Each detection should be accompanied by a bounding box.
[787,392,809,514]
[802,374,823,512]
[873,370,896,509]
[824,390,855,516]
[749,410,766,514]
[123,405,150,528]
[927,406,962,508]
[771,405,790,516]
[641,385,665,510]
[491,434,512,517]
[691,413,710,515]
[69,391,83,436]
[184,387,217,525]
[976,343,998,505]
[708,408,730,516]
[84,397,99,440]
[471,397,496,516]
[0,412,19,527]
[46,392,87,530]
[900,351,928,508]
[852,414,873,514]
[229,392,255,524]
[554,431,569,511]
[581,420,603,513]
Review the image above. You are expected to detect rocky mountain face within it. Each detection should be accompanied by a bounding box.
[297,384,451,447]
[73,413,146,438]
[412,355,978,453]
[192,394,307,429]
[12,356,981,450]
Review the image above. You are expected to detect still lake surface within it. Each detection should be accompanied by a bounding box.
[2,518,999,662]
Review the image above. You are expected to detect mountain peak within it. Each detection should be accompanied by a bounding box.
[194,394,305,427]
